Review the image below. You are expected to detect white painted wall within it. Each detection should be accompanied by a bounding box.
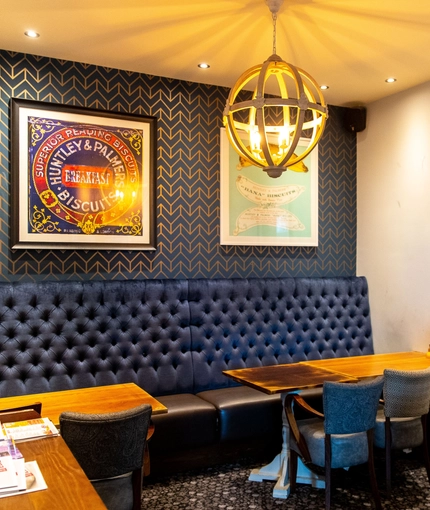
[357,81,430,354]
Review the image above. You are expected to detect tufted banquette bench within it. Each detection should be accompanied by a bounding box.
[0,276,374,474]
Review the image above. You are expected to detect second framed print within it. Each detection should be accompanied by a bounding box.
[220,127,318,247]
[11,98,156,250]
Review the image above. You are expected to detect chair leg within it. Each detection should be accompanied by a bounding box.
[421,414,430,485]
[143,444,151,478]
[132,468,143,510]
[289,449,298,493]
[385,417,392,497]
[367,430,382,510]
[325,434,331,510]
[143,421,155,478]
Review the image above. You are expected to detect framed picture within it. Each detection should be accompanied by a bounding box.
[220,127,318,246]
[10,98,156,250]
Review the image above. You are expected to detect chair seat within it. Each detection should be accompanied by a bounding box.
[92,475,133,510]
[374,409,423,450]
[296,417,369,469]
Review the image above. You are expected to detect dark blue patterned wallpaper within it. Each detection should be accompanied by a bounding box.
[0,50,356,281]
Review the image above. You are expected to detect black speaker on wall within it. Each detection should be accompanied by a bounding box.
[344,106,367,133]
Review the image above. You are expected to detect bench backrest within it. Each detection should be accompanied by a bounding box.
[0,277,373,397]
[0,280,192,397]
[189,277,373,392]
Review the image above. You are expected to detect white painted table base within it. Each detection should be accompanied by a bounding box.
[248,393,325,499]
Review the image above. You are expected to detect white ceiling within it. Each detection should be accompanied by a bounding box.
[1,0,430,106]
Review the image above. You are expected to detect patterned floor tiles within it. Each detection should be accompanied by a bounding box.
[142,453,430,510]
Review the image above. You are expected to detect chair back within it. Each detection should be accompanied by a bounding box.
[323,377,384,435]
[383,368,430,418]
[59,403,152,481]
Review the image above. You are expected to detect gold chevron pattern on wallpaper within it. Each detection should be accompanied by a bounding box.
[0,51,356,281]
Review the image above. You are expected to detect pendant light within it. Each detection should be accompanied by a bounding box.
[223,0,328,178]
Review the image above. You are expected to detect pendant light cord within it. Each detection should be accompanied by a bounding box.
[272,11,278,55]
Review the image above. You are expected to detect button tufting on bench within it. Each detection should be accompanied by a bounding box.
[0,278,373,410]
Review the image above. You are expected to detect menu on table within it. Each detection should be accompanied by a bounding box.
[0,439,47,497]
[0,418,58,442]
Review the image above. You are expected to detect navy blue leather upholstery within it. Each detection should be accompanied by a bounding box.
[0,279,192,397]
[0,276,374,473]
[190,277,373,392]
[0,277,372,398]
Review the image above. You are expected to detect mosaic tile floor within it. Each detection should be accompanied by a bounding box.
[142,453,430,510]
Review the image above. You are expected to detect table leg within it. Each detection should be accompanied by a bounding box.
[248,392,325,499]
[248,394,290,498]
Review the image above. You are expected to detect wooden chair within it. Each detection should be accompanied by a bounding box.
[374,367,430,496]
[285,377,384,510]
[143,420,155,477]
[60,404,152,510]
[0,402,42,423]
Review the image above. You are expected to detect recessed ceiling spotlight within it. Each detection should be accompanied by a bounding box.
[320,85,329,90]
[25,30,40,38]
[198,63,210,69]
[385,77,396,83]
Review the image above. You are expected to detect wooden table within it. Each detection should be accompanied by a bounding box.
[0,383,167,507]
[300,351,430,378]
[223,351,430,499]
[224,363,358,394]
[2,437,107,510]
[0,383,167,426]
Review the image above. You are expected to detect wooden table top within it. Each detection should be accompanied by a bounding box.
[223,363,357,394]
[300,351,430,378]
[223,351,430,394]
[2,436,106,510]
[0,383,167,426]
[0,383,167,508]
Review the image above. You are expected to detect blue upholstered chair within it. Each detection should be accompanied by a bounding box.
[374,368,430,496]
[60,404,152,510]
[285,377,384,510]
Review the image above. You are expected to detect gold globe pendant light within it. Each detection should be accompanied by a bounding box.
[223,0,328,178]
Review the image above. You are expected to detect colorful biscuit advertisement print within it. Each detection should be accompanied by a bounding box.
[11,99,156,250]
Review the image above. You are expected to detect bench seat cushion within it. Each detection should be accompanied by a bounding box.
[150,394,217,452]
[196,386,282,442]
